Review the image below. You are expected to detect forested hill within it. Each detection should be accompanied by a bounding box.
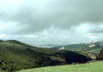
[0,40,91,72]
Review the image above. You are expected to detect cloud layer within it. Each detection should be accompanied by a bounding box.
[0,0,103,47]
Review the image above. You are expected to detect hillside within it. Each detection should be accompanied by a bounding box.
[0,40,91,72]
[17,61,103,72]
[53,41,103,57]
[98,48,103,60]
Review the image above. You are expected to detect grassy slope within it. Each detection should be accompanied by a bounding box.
[0,40,91,71]
[18,61,103,72]
[0,40,63,71]
[0,70,6,72]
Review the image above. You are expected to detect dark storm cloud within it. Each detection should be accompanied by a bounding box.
[0,0,103,34]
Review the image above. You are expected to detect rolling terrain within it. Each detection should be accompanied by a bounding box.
[53,41,103,57]
[0,40,91,72]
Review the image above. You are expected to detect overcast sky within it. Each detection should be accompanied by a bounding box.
[0,0,103,47]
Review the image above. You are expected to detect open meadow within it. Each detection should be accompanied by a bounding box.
[18,61,103,72]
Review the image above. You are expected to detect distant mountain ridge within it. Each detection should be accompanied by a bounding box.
[53,41,103,56]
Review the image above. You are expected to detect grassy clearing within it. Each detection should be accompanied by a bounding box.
[0,70,6,72]
[18,61,103,72]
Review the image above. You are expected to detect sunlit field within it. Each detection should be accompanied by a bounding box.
[18,61,103,72]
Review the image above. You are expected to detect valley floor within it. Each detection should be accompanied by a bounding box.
[17,61,103,72]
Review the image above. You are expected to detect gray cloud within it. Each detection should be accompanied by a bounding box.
[1,23,103,47]
[0,0,103,34]
[0,0,103,46]
[89,24,103,33]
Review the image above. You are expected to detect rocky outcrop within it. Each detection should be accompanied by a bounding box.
[87,53,96,60]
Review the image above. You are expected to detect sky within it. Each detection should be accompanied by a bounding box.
[0,0,103,47]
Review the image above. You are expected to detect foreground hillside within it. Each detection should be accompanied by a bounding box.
[0,40,91,72]
[18,61,103,72]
